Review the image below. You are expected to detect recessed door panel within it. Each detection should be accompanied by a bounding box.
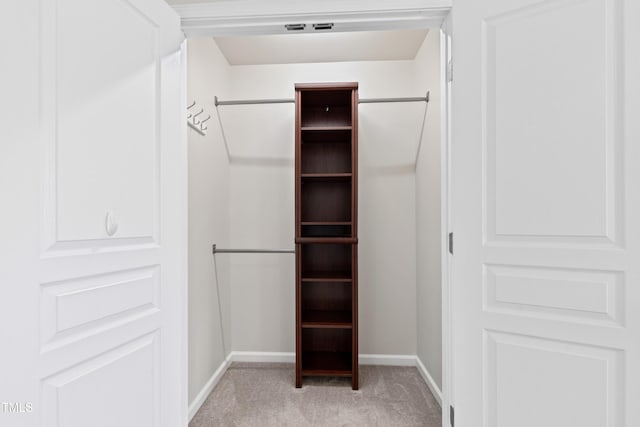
[453,0,638,424]
[51,0,160,244]
[485,332,622,427]
[0,0,185,426]
[482,0,623,246]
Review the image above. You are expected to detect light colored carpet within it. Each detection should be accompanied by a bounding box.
[189,363,441,427]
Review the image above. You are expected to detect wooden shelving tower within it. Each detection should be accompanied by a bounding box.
[295,82,359,390]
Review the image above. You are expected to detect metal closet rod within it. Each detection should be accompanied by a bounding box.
[212,244,294,254]
[214,91,429,106]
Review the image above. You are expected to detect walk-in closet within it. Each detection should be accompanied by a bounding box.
[186,28,444,426]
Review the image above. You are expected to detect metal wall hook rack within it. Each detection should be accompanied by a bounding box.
[187,100,211,136]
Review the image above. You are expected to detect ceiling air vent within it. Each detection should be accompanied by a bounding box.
[313,23,334,31]
[285,23,306,31]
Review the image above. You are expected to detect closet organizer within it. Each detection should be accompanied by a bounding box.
[295,83,359,390]
[211,84,428,391]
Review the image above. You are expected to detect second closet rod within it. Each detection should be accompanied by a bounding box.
[214,92,429,107]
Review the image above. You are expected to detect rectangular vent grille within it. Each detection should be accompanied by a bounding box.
[313,23,334,31]
[285,23,306,31]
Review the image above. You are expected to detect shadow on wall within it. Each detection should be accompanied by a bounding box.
[358,105,427,175]
[214,103,295,165]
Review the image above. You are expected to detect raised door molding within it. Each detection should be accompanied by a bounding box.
[171,0,452,36]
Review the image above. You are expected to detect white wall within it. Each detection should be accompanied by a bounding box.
[223,60,426,355]
[414,30,443,389]
[187,38,231,403]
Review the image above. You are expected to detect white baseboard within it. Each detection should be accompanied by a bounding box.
[228,351,417,367]
[230,351,295,363]
[188,351,442,421]
[359,353,416,366]
[188,354,231,422]
[415,356,442,407]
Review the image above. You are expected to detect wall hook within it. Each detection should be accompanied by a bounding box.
[193,108,204,124]
[186,101,209,136]
[200,115,211,131]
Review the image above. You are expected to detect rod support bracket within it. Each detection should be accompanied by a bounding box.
[212,243,217,254]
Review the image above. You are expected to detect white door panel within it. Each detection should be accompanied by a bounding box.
[452,0,639,425]
[1,0,185,426]
[483,0,621,246]
[44,0,161,245]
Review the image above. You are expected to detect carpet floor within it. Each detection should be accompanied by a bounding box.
[189,363,441,427]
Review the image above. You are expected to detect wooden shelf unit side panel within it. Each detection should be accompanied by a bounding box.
[350,87,359,390]
[352,243,359,390]
[295,89,303,241]
[295,243,302,388]
[351,88,359,241]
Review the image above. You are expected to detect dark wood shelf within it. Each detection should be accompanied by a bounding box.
[296,82,358,390]
[301,310,352,328]
[296,237,358,244]
[301,173,352,179]
[301,351,352,376]
[301,126,353,131]
[301,221,351,225]
[302,277,352,283]
[301,271,352,282]
[301,223,351,238]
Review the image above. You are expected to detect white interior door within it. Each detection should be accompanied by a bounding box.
[0,1,186,426]
[452,0,640,426]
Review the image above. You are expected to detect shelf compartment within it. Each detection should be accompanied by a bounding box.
[300,179,351,222]
[301,327,352,375]
[301,310,352,328]
[302,280,352,308]
[301,351,352,377]
[301,129,351,174]
[301,223,351,238]
[300,244,352,280]
[301,281,352,327]
[301,90,353,128]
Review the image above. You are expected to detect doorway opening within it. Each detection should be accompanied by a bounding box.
[175,4,452,426]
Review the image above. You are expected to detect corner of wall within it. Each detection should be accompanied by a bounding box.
[187,37,233,405]
[414,29,443,390]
